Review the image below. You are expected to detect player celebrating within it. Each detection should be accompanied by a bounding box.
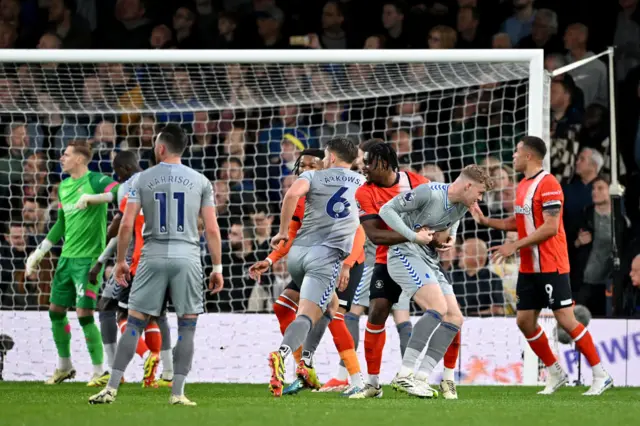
[471,136,613,395]
[82,151,172,388]
[267,137,363,397]
[24,141,119,384]
[377,166,491,398]
[89,124,224,405]
[250,148,366,395]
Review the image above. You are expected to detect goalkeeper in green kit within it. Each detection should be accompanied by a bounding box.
[26,141,120,385]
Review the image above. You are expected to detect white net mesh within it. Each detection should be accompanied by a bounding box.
[0,56,550,382]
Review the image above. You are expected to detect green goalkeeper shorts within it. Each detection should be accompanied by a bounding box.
[50,257,102,309]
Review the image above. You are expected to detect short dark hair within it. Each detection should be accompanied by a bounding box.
[157,124,187,155]
[67,140,92,160]
[365,142,399,171]
[593,174,610,186]
[521,135,547,160]
[113,150,139,170]
[360,138,384,153]
[293,148,325,175]
[224,156,243,168]
[325,137,358,164]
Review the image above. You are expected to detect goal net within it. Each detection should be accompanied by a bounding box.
[0,49,551,384]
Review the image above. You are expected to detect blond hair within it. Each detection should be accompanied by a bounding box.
[430,25,457,49]
[461,164,494,190]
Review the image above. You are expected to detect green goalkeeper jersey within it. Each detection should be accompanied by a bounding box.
[47,171,119,259]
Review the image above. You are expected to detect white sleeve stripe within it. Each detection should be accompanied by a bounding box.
[542,200,562,207]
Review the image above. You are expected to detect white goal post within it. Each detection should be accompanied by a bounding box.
[0,48,551,384]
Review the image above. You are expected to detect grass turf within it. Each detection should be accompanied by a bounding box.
[1,383,638,426]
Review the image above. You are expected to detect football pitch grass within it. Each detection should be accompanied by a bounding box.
[1,383,639,426]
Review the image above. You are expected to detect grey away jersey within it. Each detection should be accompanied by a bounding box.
[293,168,365,254]
[127,162,214,258]
[118,172,140,267]
[364,237,376,267]
[379,182,467,258]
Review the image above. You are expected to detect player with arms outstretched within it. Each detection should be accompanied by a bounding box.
[250,149,366,395]
[471,136,612,395]
[89,124,223,405]
[267,137,364,397]
[81,151,173,388]
[375,165,491,398]
[25,141,119,384]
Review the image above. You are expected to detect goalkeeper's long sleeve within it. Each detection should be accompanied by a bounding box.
[45,209,66,245]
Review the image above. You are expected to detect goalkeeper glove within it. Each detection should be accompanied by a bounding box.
[26,239,53,276]
[75,193,114,210]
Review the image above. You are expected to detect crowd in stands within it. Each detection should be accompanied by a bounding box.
[0,0,639,318]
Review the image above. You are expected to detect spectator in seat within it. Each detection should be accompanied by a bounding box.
[544,53,585,112]
[247,203,275,312]
[258,104,315,160]
[564,147,604,294]
[215,11,240,49]
[0,223,34,309]
[488,231,520,314]
[613,0,640,82]
[364,34,385,49]
[0,21,17,48]
[550,79,582,183]
[156,68,199,123]
[574,176,621,316]
[22,197,48,245]
[382,1,410,49]
[626,254,640,317]
[564,23,608,107]
[578,103,620,179]
[172,4,203,49]
[219,157,253,192]
[87,120,119,174]
[0,122,31,186]
[456,6,488,49]
[317,1,353,49]
[417,163,445,183]
[100,63,144,134]
[491,32,512,49]
[452,238,505,316]
[214,180,231,240]
[317,102,360,147]
[48,0,92,49]
[255,5,288,49]
[217,220,259,312]
[500,0,535,46]
[428,25,457,49]
[516,8,563,54]
[102,0,153,49]
[149,24,174,49]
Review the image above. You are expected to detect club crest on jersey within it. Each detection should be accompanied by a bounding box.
[375,280,384,289]
[400,191,415,206]
[128,188,137,198]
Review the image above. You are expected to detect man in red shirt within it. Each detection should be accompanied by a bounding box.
[472,136,612,396]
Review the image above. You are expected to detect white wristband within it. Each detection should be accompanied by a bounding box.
[265,258,273,266]
[212,264,223,274]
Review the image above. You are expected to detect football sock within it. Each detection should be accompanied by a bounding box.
[144,323,162,354]
[279,315,312,360]
[417,322,459,380]
[338,312,360,370]
[400,310,442,375]
[443,331,461,370]
[108,316,147,389]
[301,312,332,365]
[364,322,385,380]
[569,324,604,376]
[273,295,298,335]
[172,318,197,396]
[328,312,361,376]
[98,310,118,370]
[157,314,174,379]
[119,318,149,358]
[79,315,104,373]
[49,311,71,367]
[524,326,558,367]
[396,321,413,358]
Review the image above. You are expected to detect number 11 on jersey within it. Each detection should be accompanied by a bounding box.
[154,191,185,233]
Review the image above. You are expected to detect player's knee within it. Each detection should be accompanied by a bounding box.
[516,314,536,335]
[368,299,391,325]
[76,307,94,317]
[444,310,463,328]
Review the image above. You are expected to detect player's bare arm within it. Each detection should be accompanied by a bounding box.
[114,202,140,287]
[271,178,310,249]
[470,202,517,231]
[88,214,122,284]
[201,205,224,294]
[490,207,560,264]
[360,217,410,246]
